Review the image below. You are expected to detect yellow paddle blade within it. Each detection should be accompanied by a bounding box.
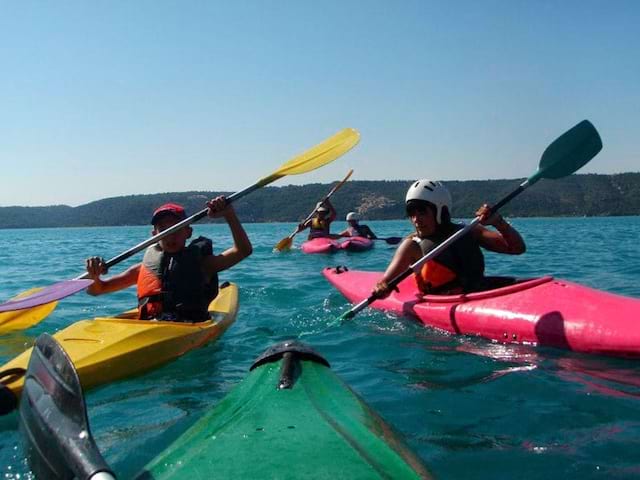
[270,128,360,179]
[274,236,294,252]
[0,288,58,335]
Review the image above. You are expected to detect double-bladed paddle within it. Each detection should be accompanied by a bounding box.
[19,333,115,479]
[338,120,602,321]
[0,128,360,319]
[0,288,59,335]
[274,169,354,251]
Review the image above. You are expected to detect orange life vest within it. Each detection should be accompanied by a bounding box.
[415,260,459,294]
[413,224,485,294]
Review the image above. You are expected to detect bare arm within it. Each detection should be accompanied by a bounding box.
[85,258,140,296]
[298,218,312,232]
[324,199,337,223]
[473,204,526,254]
[372,238,421,298]
[203,197,253,275]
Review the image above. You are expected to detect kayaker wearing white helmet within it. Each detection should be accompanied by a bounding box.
[338,212,377,240]
[297,199,339,240]
[373,179,525,297]
[84,197,252,321]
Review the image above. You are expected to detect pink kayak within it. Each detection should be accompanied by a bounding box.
[337,236,374,252]
[323,267,640,357]
[301,237,340,254]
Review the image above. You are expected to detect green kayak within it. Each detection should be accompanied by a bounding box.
[19,335,432,479]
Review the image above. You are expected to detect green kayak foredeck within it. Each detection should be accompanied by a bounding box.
[140,358,431,479]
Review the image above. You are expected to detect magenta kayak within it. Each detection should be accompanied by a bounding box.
[301,237,340,254]
[323,267,640,357]
[337,236,374,252]
[301,237,374,254]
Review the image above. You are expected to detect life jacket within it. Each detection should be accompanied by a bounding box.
[414,224,485,294]
[309,217,331,239]
[137,236,218,321]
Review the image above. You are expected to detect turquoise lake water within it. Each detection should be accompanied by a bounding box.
[1,217,640,479]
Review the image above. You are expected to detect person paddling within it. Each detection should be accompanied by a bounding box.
[374,179,525,297]
[338,212,377,240]
[85,197,252,321]
[297,199,339,240]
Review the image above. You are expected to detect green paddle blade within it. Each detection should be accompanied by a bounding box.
[529,120,602,184]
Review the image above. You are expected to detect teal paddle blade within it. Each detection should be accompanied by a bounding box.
[529,120,602,184]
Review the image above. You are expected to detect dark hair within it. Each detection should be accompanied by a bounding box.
[440,205,451,225]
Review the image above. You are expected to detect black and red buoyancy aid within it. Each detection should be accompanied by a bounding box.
[414,224,485,294]
[137,236,218,321]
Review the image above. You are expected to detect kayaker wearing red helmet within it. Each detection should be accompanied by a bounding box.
[338,212,377,240]
[84,196,252,321]
[374,179,525,297]
[297,199,339,240]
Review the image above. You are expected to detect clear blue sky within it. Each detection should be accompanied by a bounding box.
[1,1,638,206]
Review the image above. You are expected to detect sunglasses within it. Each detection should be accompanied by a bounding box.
[405,204,431,217]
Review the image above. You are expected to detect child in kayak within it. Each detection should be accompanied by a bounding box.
[84,197,252,321]
[338,212,377,240]
[373,179,525,297]
[297,199,339,240]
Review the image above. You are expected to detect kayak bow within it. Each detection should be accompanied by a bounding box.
[19,337,433,479]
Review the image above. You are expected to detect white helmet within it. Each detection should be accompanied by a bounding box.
[405,179,452,224]
[346,212,359,222]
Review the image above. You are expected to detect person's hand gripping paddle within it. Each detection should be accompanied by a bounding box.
[338,120,602,322]
[0,129,360,331]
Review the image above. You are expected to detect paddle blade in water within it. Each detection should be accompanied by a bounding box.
[0,280,93,313]
[273,128,360,177]
[274,237,293,252]
[531,120,602,183]
[383,237,402,245]
[0,288,58,334]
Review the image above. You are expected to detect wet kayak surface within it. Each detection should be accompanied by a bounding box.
[1,217,640,479]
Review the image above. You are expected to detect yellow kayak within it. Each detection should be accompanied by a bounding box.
[0,283,238,415]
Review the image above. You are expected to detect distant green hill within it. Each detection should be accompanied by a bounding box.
[1,173,639,229]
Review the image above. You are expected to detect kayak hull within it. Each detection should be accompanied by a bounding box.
[323,268,640,357]
[301,237,374,254]
[140,342,432,479]
[301,237,339,254]
[0,283,238,406]
[338,236,374,252]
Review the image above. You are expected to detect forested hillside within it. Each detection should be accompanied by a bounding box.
[1,173,639,229]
